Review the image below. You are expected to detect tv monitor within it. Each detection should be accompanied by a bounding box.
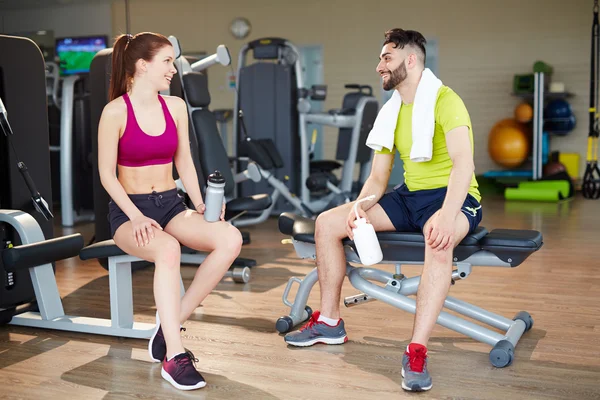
[56,35,108,76]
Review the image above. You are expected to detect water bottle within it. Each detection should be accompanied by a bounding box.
[204,170,225,222]
[352,195,383,266]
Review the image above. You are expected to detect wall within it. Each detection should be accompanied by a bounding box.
[112,0,591,180]
[7,0,588,181]
[0,1,112,39]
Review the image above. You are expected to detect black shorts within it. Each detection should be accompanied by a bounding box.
[378,184,483,234]
[108,188,189,238]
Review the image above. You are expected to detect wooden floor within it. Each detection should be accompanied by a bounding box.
[1,194,599,399]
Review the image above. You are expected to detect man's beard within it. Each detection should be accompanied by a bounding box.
[382,60,407,91]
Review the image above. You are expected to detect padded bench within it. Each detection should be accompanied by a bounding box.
[275,212,543,368]
[72,239,251,338]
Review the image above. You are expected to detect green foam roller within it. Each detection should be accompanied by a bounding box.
[518,180,570,194]
[505,187,562,202]
[504,180,570,202]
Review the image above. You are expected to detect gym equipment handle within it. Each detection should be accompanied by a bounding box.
[1,234,84,272]
[18,162,54,220]
[282,277,304,308]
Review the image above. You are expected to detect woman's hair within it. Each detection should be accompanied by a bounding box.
[109,32,172,101]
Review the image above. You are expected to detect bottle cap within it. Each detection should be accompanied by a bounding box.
[208,170,226,184]
[354,217,367,226]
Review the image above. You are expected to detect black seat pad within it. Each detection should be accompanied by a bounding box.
[480,229,542,249]
[310,160,342,172]
[227,194,272,213]
[79,241,208,261]
[79,240,125,260]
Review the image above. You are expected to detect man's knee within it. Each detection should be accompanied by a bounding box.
[315,206,346,239]
[422,210,471,265]
[428,245,453,265]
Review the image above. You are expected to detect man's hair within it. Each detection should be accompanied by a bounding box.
[383,28,427,66]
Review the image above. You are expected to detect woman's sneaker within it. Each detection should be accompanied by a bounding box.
[284,311,348,347]
[148,312,186,363]
[161,351,206,390]
[401,343,432,391]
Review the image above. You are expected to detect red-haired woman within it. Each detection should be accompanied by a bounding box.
[98,32,243,391]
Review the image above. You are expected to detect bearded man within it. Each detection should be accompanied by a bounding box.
[283,28,482,392]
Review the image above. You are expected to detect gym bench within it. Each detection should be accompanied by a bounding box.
[275,212,543,367]
[0,210,247,339]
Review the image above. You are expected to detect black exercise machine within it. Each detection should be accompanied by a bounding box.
[0,34,84,327]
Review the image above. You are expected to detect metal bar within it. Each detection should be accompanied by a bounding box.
[59,75,79,227]
[340,97,376,193]
[444,296,513,331]
[537,72,545,180]
[533,72,539,180]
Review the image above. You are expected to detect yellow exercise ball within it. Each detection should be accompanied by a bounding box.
[514,103,533,123]
[488,119,530,168]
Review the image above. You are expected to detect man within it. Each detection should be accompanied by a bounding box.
[283,28,482,392]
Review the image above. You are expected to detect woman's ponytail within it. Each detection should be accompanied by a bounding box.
[109,34,130,101]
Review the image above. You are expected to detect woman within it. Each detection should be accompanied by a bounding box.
[98,32,243,391]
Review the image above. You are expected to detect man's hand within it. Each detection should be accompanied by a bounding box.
[425,211,456,251]
[346,203,369,240]
[220,200,226,221]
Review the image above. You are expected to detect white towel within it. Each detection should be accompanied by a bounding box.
[365,68,443,162]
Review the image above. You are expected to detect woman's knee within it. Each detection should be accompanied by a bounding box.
[216,224,243,255]
[154,236,181,267]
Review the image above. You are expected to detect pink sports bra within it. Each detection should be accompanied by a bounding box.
[117,93,178,167]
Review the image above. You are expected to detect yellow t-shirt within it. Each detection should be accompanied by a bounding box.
[376,86,481,202]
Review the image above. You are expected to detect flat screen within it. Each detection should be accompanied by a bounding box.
[56,36,108,76]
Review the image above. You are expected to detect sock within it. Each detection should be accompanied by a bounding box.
[317,314,340,326]
[167,352,186,362]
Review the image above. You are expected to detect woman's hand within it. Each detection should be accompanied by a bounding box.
[131,215,162,247]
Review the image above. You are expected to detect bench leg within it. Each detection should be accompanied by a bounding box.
[343,265,532,367]
[108,257,134,329]
[275,267,320,333]
[107,258,187,332]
